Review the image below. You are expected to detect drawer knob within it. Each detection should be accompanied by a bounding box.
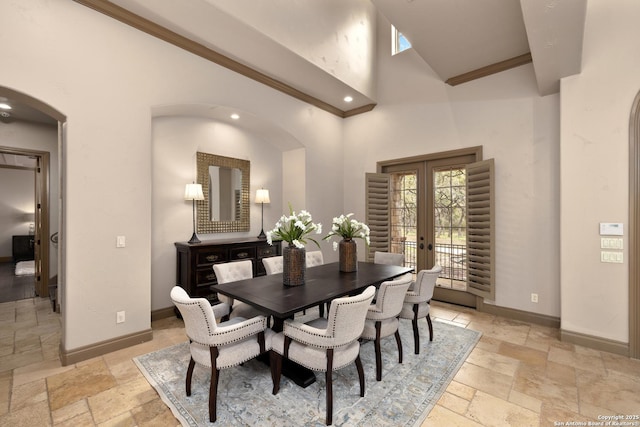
[237,252,249,258]
[206,255,219,262]
[206,273,216,281]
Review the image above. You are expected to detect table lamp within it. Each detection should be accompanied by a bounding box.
[185,183,205,244]
[255,188,270,239]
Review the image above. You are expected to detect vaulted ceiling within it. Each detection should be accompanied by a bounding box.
[5,0,587,123]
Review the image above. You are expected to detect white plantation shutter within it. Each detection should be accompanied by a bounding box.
[365,173,391,262]
[465,159,495,300]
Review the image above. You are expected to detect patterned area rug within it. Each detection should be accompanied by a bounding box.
[134,318,480,426]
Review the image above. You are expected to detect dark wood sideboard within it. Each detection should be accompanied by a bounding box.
[175,237,282,303]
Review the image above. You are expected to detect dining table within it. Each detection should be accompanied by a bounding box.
[211,261,413,386]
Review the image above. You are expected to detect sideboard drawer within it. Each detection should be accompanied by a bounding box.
[258,245,278,258]
[196,248,228,265]
[230,246,256,261]
[196,268,218,285]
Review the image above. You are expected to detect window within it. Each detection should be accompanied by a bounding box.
[392,25,411,55]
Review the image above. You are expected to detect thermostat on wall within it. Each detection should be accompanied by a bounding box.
[599,222,624,236]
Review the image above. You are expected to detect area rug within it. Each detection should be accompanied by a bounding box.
[134,318,481,426]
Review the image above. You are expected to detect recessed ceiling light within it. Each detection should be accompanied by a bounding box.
[344,96,353,103]
[230,113,240,120]
[0,103,11,110]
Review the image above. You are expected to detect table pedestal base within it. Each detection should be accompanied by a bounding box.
[258,353,316,388]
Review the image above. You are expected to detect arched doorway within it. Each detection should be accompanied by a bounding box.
[0,86,65,307]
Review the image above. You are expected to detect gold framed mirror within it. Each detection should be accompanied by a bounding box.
[196,152,250,233]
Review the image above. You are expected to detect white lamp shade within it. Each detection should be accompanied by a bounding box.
[255,188,270,204]
[184,183,204,201]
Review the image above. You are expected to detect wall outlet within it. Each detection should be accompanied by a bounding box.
[116,236,126,248]
[116,311,125,324]
[531,293,538,303]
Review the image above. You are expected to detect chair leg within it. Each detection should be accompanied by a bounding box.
[355,354,365,397]
[209,347,220,422]
[412,304,420,354]
[394,329,403,364]
[374,321,383,381]
[325,348,334,425]
[186,356,195,396]
[270,350,282,395]
[426,313,434,341]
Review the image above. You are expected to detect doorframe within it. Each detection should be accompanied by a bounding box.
[629,90,640,359]
[378,146,483,308]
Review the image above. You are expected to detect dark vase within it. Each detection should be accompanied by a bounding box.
[339,238,358,272]
[283,245,306,286]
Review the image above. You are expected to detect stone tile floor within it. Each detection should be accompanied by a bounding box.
[1,297,639,426]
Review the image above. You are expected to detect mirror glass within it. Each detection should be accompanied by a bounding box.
[196,152,250,233]
[208,165,242,221]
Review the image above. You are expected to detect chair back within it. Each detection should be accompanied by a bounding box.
[170,286,217,344]
[371,275,413,318]
[413,265,442,301]
[374,251,405,266]
[325,286,376,347]
[213,260,253,305]
[306,250,324,267]
[262,256,283,275]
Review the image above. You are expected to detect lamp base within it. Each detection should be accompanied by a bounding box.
[188,232,201,244]
[257,229,266,239]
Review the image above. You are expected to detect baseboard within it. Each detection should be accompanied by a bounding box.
[151,306,177,322]
[476,299,561,328]
[560,329,629,357]
[59,328,153,366]
[0,256,11,263]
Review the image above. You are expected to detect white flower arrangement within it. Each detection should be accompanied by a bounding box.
[323,213,370,250]
[266,205,322,248]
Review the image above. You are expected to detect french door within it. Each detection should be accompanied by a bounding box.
[377,148,484,307]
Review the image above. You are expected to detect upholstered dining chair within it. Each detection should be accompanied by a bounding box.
[213,260,265,320]
[361,274,413,381]
[305,250,324,267]
[262,255,283,275]
[373,251,405,267]
[305,250,327,316]
[170,286,274,422]
[398,265,442,354]
[270,286,376,426]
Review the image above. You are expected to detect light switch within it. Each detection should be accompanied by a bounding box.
[116,236,126,248]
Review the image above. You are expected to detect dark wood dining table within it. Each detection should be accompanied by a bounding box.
[211,261,413,387]
[211,261,413,331]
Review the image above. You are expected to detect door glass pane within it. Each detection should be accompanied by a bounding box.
[434,168,467,290]
[389,172,417,270]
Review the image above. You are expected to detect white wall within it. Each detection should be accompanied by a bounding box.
[560,0,640,343]
[1,0,343,350]
[0,121,59,277]
[152,116,285,310]
[343,12,561,317]
[213,0,378,99]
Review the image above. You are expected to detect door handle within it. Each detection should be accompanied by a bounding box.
[427,243,433,251]
[419,243,424,249]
